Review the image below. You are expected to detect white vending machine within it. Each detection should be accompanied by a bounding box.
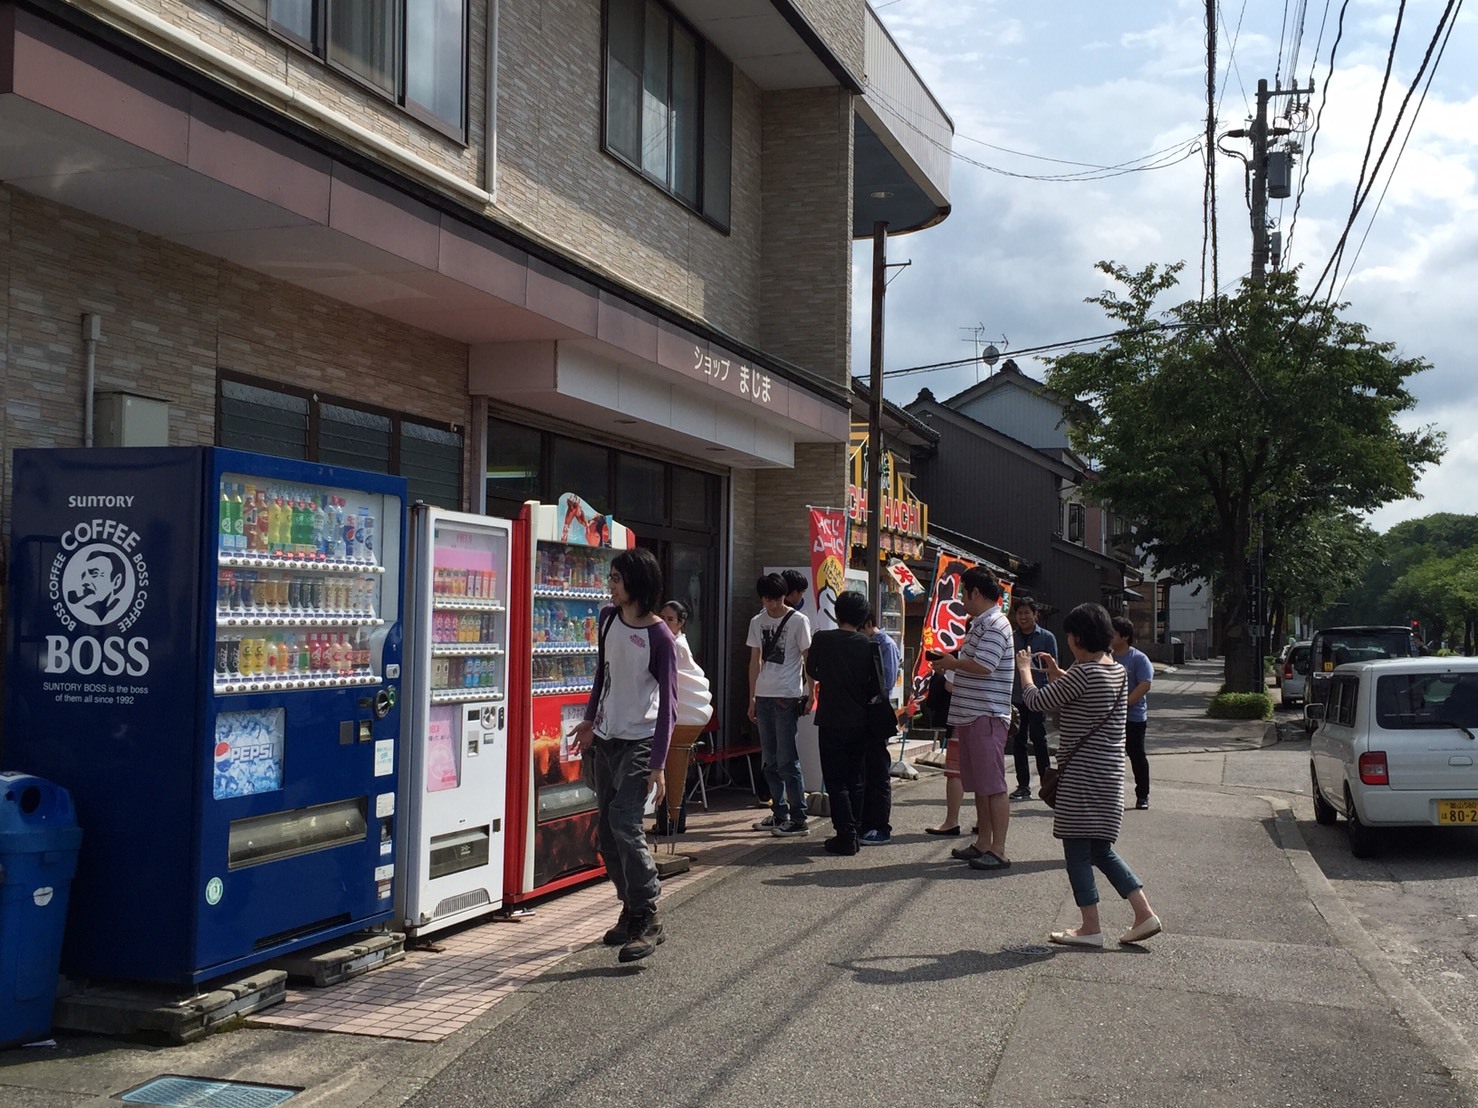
[398,507,513,937]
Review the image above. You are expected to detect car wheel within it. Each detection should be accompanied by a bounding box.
[1344,788,1377,858]
[1311,766,1337,826]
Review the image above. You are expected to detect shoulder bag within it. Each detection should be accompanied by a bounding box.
[1038,672,1126,809]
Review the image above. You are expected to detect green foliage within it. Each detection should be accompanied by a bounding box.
[1207,692,1274,720]
[1046,261,1443,691]
[1323,513,1478,644]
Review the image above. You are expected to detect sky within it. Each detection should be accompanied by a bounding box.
[854,0,1477,533]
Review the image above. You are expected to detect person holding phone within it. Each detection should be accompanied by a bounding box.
[1010,598,1057,801]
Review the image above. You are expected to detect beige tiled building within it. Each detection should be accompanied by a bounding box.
[0,0,951,735]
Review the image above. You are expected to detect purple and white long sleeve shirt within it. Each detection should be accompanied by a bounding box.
[583,606,678,768]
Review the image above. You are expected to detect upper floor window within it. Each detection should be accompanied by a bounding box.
[603,0,733,229]
[219,375,464,509]
[220,0,467,138]
[1067,502,1086,544]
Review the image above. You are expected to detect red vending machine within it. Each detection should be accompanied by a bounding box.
[505,493,635,902]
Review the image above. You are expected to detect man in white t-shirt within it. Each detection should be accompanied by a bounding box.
[747,573,814,836]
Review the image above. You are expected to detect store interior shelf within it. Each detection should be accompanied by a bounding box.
[433,597,507,612]
[216,614,384,629]
[532,585,607,600]
[531,643,597,655]
[431,643,506,657]
[430,688,505,705]
[219,553,385,574]
[533,682,595,696]
[215,673,382,694]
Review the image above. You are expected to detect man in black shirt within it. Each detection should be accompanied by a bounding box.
[806,591,884,856]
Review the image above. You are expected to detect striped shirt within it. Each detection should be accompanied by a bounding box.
[947,607,1014,726]
[1022,661,1127,841]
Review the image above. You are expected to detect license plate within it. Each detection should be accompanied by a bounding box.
[1436,799,1478,825]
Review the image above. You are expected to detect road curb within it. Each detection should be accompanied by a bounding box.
[1262,794,1478,1090]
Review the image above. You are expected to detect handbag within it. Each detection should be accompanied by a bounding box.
[1038,674,1126,809]
[865,642,897,743]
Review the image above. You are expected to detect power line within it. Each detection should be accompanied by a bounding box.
[1305,0,1461,309]
[1336,4,1461,299]
[881,323,1205,380]
[1285,0,1351,265]
[861,80,1204,182]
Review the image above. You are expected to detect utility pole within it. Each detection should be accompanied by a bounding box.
[1238,78,1312,285]
[866,221,888,621]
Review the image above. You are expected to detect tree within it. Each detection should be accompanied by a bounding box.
[1046,262,1443,691]
[1263,507,1375,639]
[1328,513,1478,637]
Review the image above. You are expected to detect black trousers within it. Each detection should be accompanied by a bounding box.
[818,726,866,842]
[1125,719,1149,802]
[860,734,893,836]
[1013,706,1050,788]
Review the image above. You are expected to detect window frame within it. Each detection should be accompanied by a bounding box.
[216,372,464,508]
[214,0,470,143]
[600,0,733,232]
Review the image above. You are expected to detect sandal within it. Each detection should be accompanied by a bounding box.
[967,851,1011,870]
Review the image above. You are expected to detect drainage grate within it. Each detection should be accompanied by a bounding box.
[119,1075,298,1107]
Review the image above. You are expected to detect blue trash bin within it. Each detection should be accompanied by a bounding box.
[0,773,83,1049]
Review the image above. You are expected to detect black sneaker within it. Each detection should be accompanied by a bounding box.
[602,906,632,946]
[618,909,665,962]
[751,814,776,831]
[772,818,810,837]
[1134,798,1150,810]
[1009,787,1032,801]
[823,835,859,855]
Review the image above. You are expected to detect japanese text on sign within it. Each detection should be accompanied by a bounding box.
[695,346,773,405]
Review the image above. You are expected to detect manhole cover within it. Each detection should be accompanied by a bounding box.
[1005,943,1053,956]
[119,1075,297,1107]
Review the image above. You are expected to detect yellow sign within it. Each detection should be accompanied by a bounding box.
[847,431,928,555]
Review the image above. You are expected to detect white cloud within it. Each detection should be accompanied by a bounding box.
[862,0,1478,531]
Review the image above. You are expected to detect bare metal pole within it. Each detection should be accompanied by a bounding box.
[867,220,888,618]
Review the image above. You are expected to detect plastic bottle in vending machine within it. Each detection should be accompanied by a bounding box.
[243,485,258,552]
[359,507,375,565]
[312,495,330,559]
[219,483,233,552]
[255,488,270,553]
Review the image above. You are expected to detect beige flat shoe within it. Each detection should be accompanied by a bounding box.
[1119,914,1162,944]
[1048,930,1104,948]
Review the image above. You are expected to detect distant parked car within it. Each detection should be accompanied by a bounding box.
[1308,657,1478,857]
[1280,641,1312,707]
[1304,625,1423,733]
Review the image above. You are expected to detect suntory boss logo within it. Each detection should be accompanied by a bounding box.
[44,507,151,676]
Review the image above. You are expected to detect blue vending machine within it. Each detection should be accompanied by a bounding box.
[4,447,406,985]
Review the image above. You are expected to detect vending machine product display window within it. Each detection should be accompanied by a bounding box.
[397,508,513,938]
[4,447,406,986]
[506,493,635,902]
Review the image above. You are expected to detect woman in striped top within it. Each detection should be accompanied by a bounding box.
[1017,603,1161,948]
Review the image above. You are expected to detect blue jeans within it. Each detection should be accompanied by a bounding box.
[1062,838,1143,907]
[755,696,807,823]
[589,737,661,913]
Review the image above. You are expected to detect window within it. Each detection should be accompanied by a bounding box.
[604,0,733,227]
[218,375,463,508]
[218,0,467,136]
[1067,502,1086,544]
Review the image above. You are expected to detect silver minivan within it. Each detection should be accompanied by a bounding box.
[1281,641,1311,707]
[1309,658,1478,857]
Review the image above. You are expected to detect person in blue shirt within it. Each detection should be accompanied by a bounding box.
[1010,598,1058,800]
[1111,616,1155,810]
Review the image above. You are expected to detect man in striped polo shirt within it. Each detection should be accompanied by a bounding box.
[932,567,1015,869]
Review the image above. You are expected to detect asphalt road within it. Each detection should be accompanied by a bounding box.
[403,749,1477,1108]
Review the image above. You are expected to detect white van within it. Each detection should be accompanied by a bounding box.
[1309,657,1478,857]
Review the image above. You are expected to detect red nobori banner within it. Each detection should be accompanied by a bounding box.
[808,507,849,630]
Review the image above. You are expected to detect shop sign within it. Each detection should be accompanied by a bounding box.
[846,434,927,542]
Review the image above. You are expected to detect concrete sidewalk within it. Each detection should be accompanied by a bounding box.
[2,661,1474,1106]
